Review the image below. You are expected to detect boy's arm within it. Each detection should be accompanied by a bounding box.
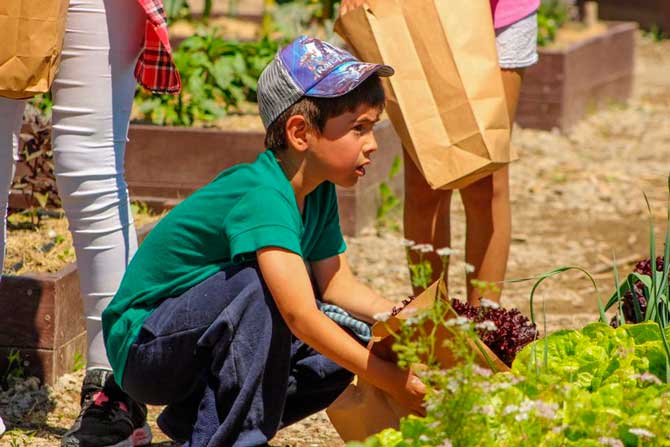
[257,247,425,415]
[310,253,394,324]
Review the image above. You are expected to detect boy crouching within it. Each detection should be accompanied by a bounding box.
[102,36,425,447]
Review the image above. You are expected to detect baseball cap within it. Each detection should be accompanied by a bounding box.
[257,35,394,129]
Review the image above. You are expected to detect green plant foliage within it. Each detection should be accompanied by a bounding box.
[28,93,52,119]
[356,322,670,447]
[537,0,569,46]
[2,349,26,388]
[647,25,670,42]
[72,352,85,373]
[163,0,214,22]
[376,156,402,231]
[133,34,281,127]
[265,0,340,42]
[10,105,62,226]
[603,180,670,379]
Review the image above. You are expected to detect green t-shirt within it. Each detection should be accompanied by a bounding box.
[102,150,346,383]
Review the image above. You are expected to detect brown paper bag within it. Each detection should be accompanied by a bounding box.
[326,280,509,442]
[0,0,69,99]
[335,0,514,190]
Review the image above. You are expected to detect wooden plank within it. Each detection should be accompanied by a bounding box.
[0,274,55,349]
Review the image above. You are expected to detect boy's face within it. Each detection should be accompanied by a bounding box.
[306,103,381,188]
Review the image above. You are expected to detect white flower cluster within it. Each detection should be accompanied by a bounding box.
[400,238,415,247]
[632,372,662,385]
[412,243,434,253]
[628,428,655,439]
[475,320,498,332]
[403,308,422,326]
[372,311,391,322]
[502,399,558,422]
[436,247,457,257]
[598,437,624,447]
[472,365,492,377]
[446,377,460,393]
[473,404,495,416]
[479,298,500,309]
[477,375,524,393]
[445,316,471,329]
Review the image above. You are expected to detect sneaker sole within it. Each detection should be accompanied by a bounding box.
[62,424,152,447]
[130,423,152,447]
[108,424,153,447]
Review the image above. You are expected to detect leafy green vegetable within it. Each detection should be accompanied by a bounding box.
[133,33,281,127]
[537,0,569,47]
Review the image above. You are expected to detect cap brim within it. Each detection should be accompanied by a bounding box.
[305,61,394,98]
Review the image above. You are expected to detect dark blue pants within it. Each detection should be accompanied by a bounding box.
[121,263,353,447]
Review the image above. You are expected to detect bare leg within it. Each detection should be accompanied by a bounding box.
[459,68,525,305]
[402,150,451,296]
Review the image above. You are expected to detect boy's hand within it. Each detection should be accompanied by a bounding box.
[339,0,367,16]
[387,368,426,416]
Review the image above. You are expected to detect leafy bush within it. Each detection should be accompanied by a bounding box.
[265,0,341,42]
[537,0,569,46]
[133,34,280,126]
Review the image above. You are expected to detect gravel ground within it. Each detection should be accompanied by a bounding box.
[2,33,670,447]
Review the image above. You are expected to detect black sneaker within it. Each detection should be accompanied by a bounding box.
[61,369,152,447]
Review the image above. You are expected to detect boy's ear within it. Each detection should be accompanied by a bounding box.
[285,115,310,153]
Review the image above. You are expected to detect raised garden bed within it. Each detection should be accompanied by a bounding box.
[0,221,157,386]
[124,118,404,236]
[517,21,637,130]
[590,0,670,33]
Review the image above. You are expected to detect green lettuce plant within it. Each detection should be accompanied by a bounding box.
[133,33,280,126]
[354,322,670,447]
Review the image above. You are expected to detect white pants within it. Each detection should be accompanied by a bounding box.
[0,0,145,370]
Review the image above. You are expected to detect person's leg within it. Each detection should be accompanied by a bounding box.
[53,0,146,445]
[402,149,452,295]
[279,338,354,428]
[459,68,525,305]
[0,98,25,436]
[51,0,144,373]
[123,264,296,447]
[0,99,26,274]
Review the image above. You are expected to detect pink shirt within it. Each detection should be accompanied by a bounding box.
[490,0,540,29]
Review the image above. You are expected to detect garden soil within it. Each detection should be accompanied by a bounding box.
[2,34,670,447]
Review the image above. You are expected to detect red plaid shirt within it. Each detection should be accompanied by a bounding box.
[135,0,181,94]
